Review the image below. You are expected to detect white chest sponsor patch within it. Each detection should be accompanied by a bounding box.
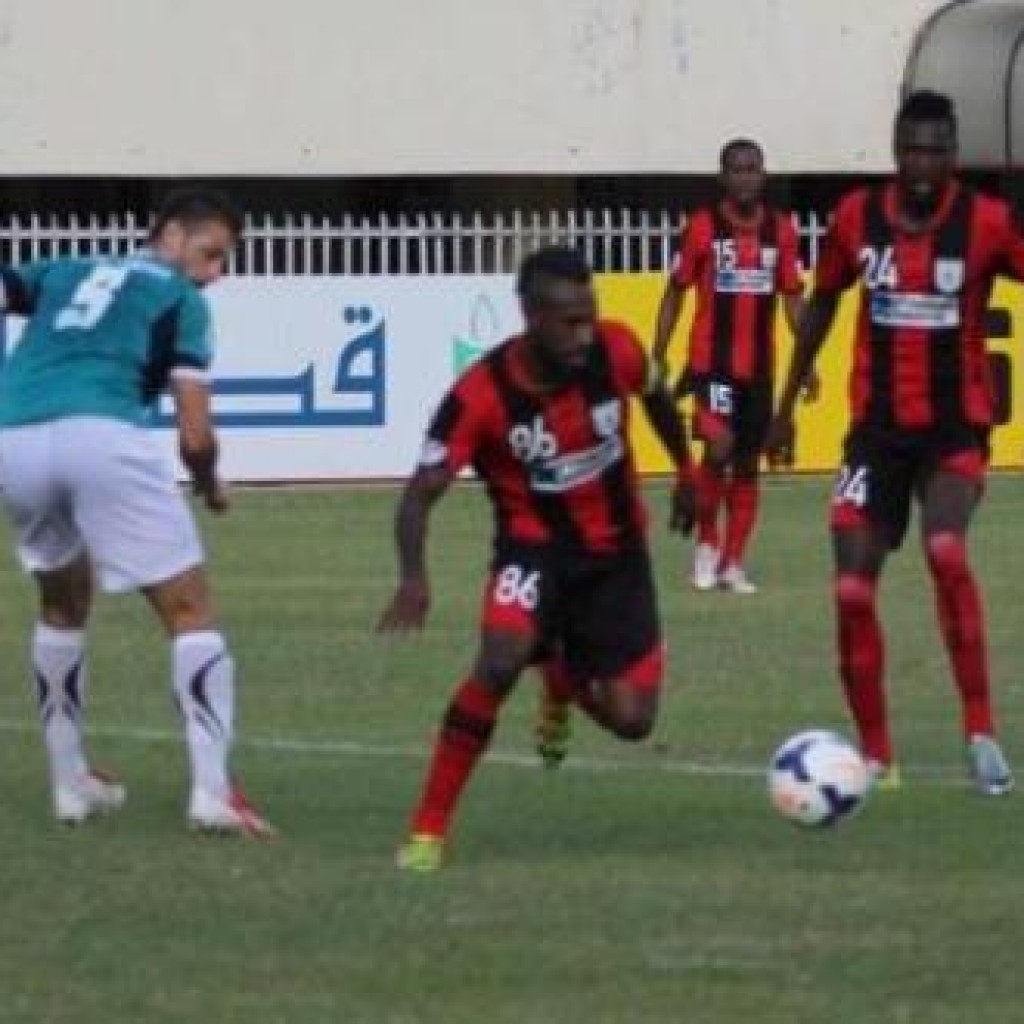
[528,436,624,493]
[869,292,960,330]
[714,268,774,295]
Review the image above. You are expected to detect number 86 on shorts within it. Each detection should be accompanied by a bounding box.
[484,564,543,633]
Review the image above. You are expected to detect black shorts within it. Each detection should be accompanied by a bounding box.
[687,373,773,458]
[831,423,990,549]
[483,539,661,682]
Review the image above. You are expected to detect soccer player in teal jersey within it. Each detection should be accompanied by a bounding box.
[0,188,273,835]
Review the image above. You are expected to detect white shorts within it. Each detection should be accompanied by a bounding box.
[0,417,205,593]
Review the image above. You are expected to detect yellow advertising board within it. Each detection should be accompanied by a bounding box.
[596,273,1024,474]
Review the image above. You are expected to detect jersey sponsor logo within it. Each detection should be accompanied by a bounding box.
[934,258,965,294]
[869,292,961,329]
[713,268,774,295]
[591,398,621,438]
[761,246,778,270]
[529,435,624,492]
[506,404,626,492]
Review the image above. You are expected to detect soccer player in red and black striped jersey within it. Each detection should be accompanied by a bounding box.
[653,139,810,594]
[378,247,697,870]
[770,90,1024,795]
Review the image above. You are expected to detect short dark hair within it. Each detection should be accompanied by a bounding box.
[516,246,591,303]
[150,186,244,239]
[897,89,957,135]
[720,137,763,169]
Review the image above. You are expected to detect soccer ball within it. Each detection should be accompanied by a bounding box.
[767,729,870,827]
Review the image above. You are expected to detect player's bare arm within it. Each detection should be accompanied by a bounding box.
[641,382,696,534]
[783,293,820,402]
[377,465,452,632]
[652,277,686,379]
[766,290,839,459]
[172,374,228,514]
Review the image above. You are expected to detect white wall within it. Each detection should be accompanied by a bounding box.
[0,0,940,176]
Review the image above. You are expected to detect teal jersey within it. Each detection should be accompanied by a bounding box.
[0,254,214,426]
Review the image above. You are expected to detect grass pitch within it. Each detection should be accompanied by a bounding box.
[1,476,1023,1023]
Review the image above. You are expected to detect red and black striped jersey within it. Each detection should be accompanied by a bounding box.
[419,321,651,554]
[672,201,803,384]
[815,181,1024,430]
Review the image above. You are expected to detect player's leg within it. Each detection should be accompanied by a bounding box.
[398,628,534,870]
[830,431,904,785]
[34,558,127,823]
[398,547,545,868]
[0,422,122,824]
[67,418,271,835]
[534,651,574,768]
[142,567,272,835]
[593,646,663,741]
[918,455,1011,794]
[32,559,127,824]
[719,382,770,593]
[719,453,760,594]
[832,526,892,780]
[691,382,734,590]
[567,547,664,741]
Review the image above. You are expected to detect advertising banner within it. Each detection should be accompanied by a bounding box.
[4,272,1023,479]
[601,273,1024,474]
[172,276,523,480]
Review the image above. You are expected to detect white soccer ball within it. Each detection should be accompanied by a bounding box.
[767,729,870,827]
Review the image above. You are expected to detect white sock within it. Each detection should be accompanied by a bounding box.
[32,623,89,787]
[172,631,235,800]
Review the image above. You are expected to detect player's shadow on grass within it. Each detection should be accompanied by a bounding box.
[459,771,770,864]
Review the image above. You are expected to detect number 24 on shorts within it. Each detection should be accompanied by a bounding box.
[833,465,869,507]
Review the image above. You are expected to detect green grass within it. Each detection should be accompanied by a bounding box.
[2,476,1024,1023]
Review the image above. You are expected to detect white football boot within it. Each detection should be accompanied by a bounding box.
[718,563,758,595]
[692,543,720,591]
[187,787,276,838]
[967,735,1013,796]
[54,770,126,825]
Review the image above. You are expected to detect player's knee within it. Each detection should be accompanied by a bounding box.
[705,434,735,466]
[835,573,877,615]
[603,646,663,740]
[924,531,969,581]
[608,717,653,742]
[37,564,92,628]
[39,599,89,629]
[474,644,531,694]
[732,461,760,482]
[145,567,217,635]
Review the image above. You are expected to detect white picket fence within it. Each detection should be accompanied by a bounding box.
[0,208,829,274]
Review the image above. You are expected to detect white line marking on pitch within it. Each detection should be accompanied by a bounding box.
[0,718,970,783]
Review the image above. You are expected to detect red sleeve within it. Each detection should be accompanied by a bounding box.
[995,201,1024,281]
[600,320,649,395]
[420,372,489,474]
[671,210,711,288]
[814,191,864,294]
[775,213,804,295]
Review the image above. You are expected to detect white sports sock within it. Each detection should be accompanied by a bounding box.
[172,631,235,800]
[32,623,89,786]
